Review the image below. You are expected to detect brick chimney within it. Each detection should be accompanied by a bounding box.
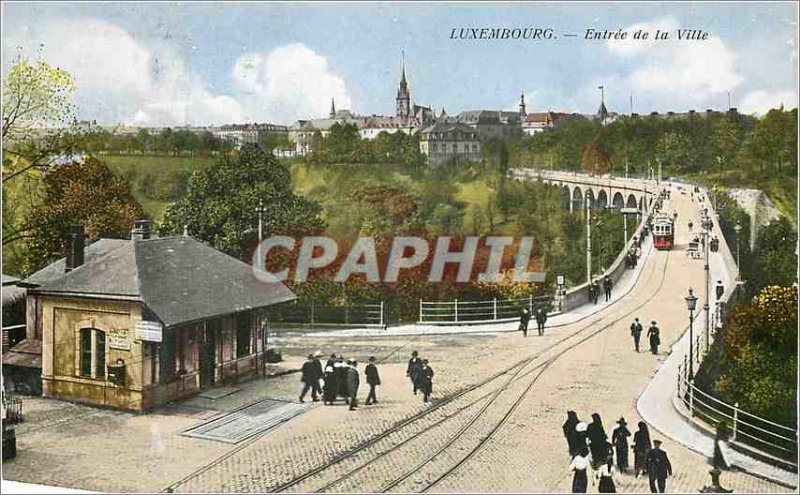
[65,225,85,273]
[131,219,152,241]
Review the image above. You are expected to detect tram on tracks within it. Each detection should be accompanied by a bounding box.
[652,215,675,250]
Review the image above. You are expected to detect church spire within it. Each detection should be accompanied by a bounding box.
[396,49,410,120]
[519,92,526,119]
[330,98,336,118]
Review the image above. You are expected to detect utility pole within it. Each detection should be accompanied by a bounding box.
[625,157,629,179]
[254,200,264,268]
[586,196,592,283]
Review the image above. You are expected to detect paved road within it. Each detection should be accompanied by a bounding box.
[3,182,793,493]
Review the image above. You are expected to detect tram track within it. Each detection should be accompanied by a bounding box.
[266,249,671,493]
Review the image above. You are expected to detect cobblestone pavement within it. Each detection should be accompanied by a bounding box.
[3,187,794,493]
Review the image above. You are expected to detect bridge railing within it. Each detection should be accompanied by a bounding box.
[418,295,553,325]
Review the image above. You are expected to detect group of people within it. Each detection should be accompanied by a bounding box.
[300,352,382,410]
[588,275,614,304]
[519,307,548,337]
[563,411,673,493]
[629,318,661,354]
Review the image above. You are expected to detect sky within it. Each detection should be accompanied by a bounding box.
[2,1,798,126]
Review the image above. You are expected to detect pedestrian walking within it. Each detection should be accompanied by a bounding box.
[322,365,336,405]
[603,276,613,302]
[688,220,694,231]
[562,410,581,457]
[587,283,596,304]
[632,421,652,477]
[645,439,672,493]
[406,351,423,394]
[630,318,643,352]
[520,308,531,337]
[417,359,434,403]
[647,321,661,355]
[325,353,337,371]
[299,354,321,402]
[592,280,600,304]
[611,417,631,473]
[334,356,347,402]
[536,307,548,336]
[570,446,591,493]
[312,351,324,400]
[715,280,724,301]
[365,356,381,405]
[575,421,589,456]
[346,359,360,411]
[713,423,732,471]
[596,456,617,493]
[587,413,609,469]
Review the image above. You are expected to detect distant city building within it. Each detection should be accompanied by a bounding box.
[213,123,289,149]
[443,109,522,141]
[419,121,481,166]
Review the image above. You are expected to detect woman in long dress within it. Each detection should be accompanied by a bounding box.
[562,411,581,456]
[596,456,617,493]
[632,421,652,477]
[570,446,591,493]
[611,417,631,472]
[587,413,609,468]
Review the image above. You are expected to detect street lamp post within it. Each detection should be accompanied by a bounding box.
[685,288,698,381]
[702,209,713,352]
[586,196,592,284]
[734,222,742,282]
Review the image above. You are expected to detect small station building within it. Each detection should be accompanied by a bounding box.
[19,221,294,411]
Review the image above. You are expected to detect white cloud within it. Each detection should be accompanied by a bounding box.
[739,90,798,115]
[605,17,744,107]
[231,44,352,123]
[4,18,243,125]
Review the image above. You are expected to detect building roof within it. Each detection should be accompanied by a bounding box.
[2,338,42,368]
[455,110,521,124]
[29,236,295,328]
[24,239,130,287]
[420,121,478,136]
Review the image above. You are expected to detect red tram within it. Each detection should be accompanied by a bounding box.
[652,216,675,250]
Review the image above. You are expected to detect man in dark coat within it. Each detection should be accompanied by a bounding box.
[612,417,631,473]
[648,321,661,355]
[417,359,434,403]
[591,281,600,304]
[365,356,381,405]
[406,351,423,394]
[602,275,613,301]
[334,356,348,402]
[587,283,595,304]
[299,354,320,402]
[715,280,725,301]
[645,439,672,493]
[630,318,643,352]
[535,308,548,336]
[346,359,360,411]
[312,351,324,400]
[519,308,531,337]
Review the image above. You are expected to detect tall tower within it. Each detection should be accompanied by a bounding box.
[396,50,411,120]
[519,92,526,120]
[329,98,336,119]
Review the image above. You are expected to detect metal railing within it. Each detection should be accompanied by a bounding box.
[267,300,386,330]
[676,366,797,465]
[418,295,552,325]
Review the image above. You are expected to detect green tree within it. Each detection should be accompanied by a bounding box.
[20,157,143,274]
[160,145,324,259]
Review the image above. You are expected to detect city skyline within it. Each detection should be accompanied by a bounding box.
[2,2,798,126]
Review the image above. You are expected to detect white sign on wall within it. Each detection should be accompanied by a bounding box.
[136,320,163,342]
[108,328,131,351]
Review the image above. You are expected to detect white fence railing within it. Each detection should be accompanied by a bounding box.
[268,300,386,329]
[418,295,553,325]
[676,366,797,466]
